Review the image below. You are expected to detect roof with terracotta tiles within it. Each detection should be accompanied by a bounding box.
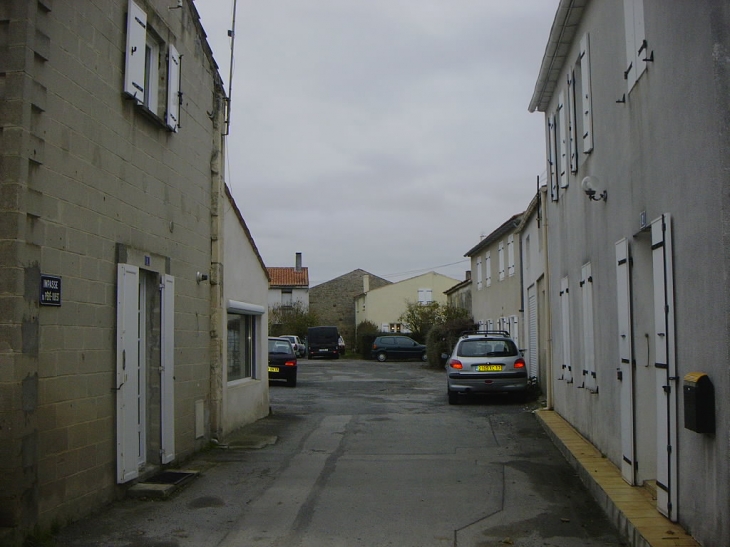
[267,267,309,288]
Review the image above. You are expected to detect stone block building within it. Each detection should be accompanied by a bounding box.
[0,1,270,544]
[309,270,391,349]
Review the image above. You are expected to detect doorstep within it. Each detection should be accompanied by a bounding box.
[127,470,199,499]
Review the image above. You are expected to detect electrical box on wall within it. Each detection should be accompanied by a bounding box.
[683,372,715,435]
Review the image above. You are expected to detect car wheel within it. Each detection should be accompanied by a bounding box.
[448,390,458,405]
[421,352,427,362]
[287,372,297,388]
[376,352,387,362]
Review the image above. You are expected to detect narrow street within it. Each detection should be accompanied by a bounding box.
[54,358,624,547]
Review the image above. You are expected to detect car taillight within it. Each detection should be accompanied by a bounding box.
[514,358,526,369]
[449,359,463,370]
[285,360,296,367]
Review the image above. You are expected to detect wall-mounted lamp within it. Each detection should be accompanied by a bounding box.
[581,176,607,202]
[196,271,209,284]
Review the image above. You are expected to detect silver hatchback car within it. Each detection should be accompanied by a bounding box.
[444,331,527,404]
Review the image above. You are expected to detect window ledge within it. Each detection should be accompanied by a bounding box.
[227,377,260,388]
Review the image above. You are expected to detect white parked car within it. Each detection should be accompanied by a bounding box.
[280,335,306,357]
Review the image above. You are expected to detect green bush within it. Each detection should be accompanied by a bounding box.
[425,317,476,369]
[355,320,379,356]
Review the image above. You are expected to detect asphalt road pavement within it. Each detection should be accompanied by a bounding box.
[53,357,624,547]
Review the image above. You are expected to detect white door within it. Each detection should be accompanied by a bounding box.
[615,239,636,485]
[652,214,677,520]
[116,264,140,483]
[117,266,176,482]
[527,286,538,381]
[160,274,175,464]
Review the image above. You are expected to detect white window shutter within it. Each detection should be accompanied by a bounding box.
[633,0,646,81]
[624,0,646,91]
[166,44,181,132]
[581,263,596,392]
[476,259,482,290]
[510,315,519,347]
[161,274,175,464]
[560,276,572,383]
[580,34,594,153]
[507,235,515,277]
[558,92,568,188]
[548,115,558,201]
[124,0,147,103]
[116,264,140,483]
[567,72,578,174]
[485,252,491,287]
[498,241,505,281]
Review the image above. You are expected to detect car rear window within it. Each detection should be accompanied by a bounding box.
[269,340,292,353]
[457,339,517,357]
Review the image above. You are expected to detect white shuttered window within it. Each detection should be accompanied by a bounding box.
[580,34,594,153]
[624,0,647,92]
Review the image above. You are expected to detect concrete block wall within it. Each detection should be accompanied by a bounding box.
[0,0,225,541]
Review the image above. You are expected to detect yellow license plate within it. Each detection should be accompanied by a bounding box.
[268,366,279,373]
[476,365,502,372]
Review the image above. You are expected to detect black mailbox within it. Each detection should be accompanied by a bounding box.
[683,372,715,434]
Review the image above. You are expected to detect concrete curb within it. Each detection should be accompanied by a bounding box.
[535,410,699,547]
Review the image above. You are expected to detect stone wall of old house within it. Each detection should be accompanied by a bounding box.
[309,270,391,349]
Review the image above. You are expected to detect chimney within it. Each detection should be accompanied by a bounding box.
[465,270,471,281]
[295,252,302,272]
[363,274,370,293]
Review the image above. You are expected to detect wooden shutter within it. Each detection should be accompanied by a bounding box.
[652,214,677,521]
[498,242,505,280]
[507,235,515,277]
[624,0,647,91]
[580,34,594,153]
[615,239,635,485]
[116,264,140,483]
[166,44,181,131]
[581,263,596,392]
[560,276,572,383]
[509,315,519,347]
[124,0,146,103]
[547,115,558,201]
[485,252,492,287]
[558,92,568,188]
[568,71,578,174]
[476,259,482,290]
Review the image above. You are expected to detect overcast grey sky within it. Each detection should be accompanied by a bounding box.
[193,1,557,287]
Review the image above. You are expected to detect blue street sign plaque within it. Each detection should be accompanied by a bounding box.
[40,274,62,306]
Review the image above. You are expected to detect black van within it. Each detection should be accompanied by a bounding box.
[307,326,341,359]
